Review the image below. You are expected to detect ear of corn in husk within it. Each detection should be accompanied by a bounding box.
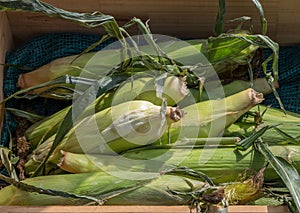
[162,88,263,143]
[0,171,205,206]
[57,101,183,154]
[17,39,201,92]
[24,100,184,174]
[16,40,194,98]
[56,143,300,184]
[17,48,125,95]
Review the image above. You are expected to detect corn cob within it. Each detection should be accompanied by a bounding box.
[57,143,300,184]
[0,171,206,206]
[108,74,188,107]
[25,100,184,174]
[162,88,263,143]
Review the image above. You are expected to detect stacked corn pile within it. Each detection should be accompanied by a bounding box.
[0,0,299,212]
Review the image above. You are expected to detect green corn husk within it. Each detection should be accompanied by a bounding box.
[25,100,184,174]
[57,143,300,184]
[122,145,299,184]
[17,39,199,91]
[17,48,122,96]
[55,101,183,154]
[106,74,188,107]
[0,171,206,206]
[25,106,70,150]
[161,88,263,143]
[24,100,155,172]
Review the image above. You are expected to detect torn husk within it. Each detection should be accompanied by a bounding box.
[224,166,266,205]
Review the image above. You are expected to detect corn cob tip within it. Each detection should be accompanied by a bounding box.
[249,89,264,105]
[166,107,185,123]
[234,137,241,143]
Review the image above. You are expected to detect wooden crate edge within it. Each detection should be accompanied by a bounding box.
[0,205,290,213]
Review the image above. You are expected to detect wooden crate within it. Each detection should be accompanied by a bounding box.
[0,205,291,213]
[0,0,299,212]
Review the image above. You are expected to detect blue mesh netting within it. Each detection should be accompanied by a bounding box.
[263,46,300,113]
[1,33,300,148]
